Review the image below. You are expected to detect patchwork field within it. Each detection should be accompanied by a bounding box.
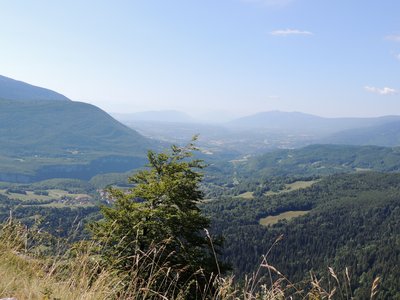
[0,189,93,207]
[259,210,310,226]
[235,191,254,199]
[264,180,318,196]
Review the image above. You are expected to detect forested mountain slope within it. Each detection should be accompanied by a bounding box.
[0,99,150,157]
[202,172,400,298]
[239,144,400,178]
[0,76,155,182]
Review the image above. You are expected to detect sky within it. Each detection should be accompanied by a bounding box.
[1,0,399,120]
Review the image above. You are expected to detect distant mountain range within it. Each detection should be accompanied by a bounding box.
[0,75,154,182]
[113,109,400,138]
[321,120,400,147]
[227,110,400,135]
[118,110,400,152]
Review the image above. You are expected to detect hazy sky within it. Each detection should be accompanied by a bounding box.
[1,0,399,119]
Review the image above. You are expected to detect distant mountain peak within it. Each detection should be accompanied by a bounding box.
[0,75,70,102]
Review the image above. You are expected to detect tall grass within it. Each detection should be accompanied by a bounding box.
[0,220,380,299]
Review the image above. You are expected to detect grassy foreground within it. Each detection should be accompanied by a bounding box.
[0,220,381,300]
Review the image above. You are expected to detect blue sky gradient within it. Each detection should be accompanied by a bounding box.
[1,0,399,119]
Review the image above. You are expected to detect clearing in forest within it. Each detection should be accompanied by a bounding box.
[259,210,310,226]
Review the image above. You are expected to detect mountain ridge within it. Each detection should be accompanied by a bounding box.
[0,75,70,102]
[0,75,155,182]
[227,110,400,134]
[321,120,400,146]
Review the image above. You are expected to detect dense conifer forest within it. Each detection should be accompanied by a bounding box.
[202,172,400,298]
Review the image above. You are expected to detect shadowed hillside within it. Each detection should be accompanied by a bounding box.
[0,76,156,182]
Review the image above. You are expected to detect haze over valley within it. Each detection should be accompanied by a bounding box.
[114,109,400,156]
[1,1,400,298]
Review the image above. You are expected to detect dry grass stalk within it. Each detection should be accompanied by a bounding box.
[370,277,380,299]
[0,220,382,300]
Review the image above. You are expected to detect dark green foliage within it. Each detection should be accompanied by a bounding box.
[5,188,27,195]
[202,172,400,298]
[90,140,225,297]
[239,144,400,178]
[200,144,400,201]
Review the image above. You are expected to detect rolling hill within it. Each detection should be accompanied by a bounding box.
[237,144,400,178]
[0,75,155,182]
